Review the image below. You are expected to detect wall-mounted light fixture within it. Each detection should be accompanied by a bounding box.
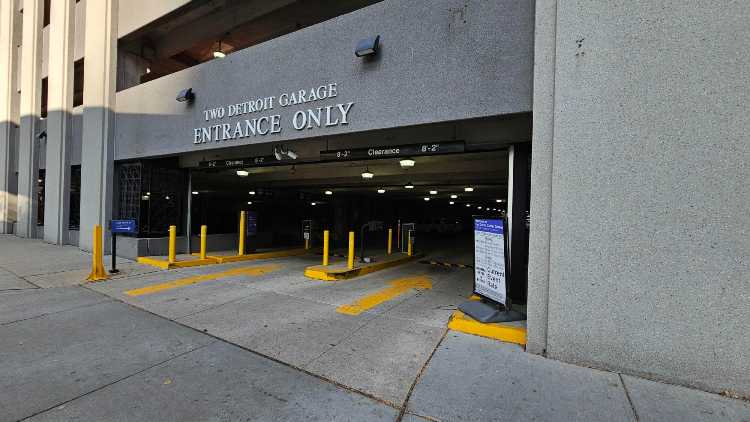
[355,35,380,57]
[176,88,194,102]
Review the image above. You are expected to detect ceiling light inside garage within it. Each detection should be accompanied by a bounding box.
[464,187,474,192]
[400,158,415,168]
[237,170,249,177]
[377,189,386,194]
[361,168,374,179]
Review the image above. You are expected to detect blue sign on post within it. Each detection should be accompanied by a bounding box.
[111,219,137,234]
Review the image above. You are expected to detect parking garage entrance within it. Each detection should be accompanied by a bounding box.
[183,137,530,305]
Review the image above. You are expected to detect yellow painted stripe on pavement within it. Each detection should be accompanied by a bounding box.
[125,264,280,297]
[337,275,432,316]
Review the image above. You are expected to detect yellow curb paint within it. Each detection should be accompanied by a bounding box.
[136,256,219,270]
[447,310,527,346]
[336,275,432,315]
[125,264,281,297]
[207,248,308,264]
[304,253,422,281]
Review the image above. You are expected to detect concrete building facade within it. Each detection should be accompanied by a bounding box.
[0,0,747,399]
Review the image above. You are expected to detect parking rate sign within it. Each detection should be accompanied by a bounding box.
[473,218,507,305]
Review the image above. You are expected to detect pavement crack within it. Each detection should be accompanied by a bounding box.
[0,297,112,327]
[18,341,217,421]
[395,327,449,422]
[619,373,640,422]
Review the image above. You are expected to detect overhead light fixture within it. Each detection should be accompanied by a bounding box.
[399,158,415,168]
[213,36,226,59]
[423,197,430,201]
[466,204,471,207]
[464,187,474,192]
[449,201,455,205]
[377,189,386,194]
[249,191,255,195]
[496,199,503,203]
[405,183,414,189]
[355,35,380,57]
[141,195,150,201]
[325,190,333,195]
[236,170,249,177]
[450,194,458,199]
[429,190,438,195]
[478,206,482,209]
[311,202,317,206]
[247,201,252,205]
[165,196,171,200]
[191,191,199,195]
[361,168,374,179]
[176,88,194,102]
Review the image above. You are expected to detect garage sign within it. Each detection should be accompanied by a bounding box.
[473,218,507,305]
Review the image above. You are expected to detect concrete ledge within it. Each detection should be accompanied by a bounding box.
[206,248,309,264]
[136,256,219,270]
[304,253,421,281]
[448,310,527,346]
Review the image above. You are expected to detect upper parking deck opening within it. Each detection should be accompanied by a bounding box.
[117,0,383,91]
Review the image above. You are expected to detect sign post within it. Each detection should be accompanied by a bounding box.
[458,216,525,323]
[109,219,137,274]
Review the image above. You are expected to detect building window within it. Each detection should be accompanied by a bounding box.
[73,59,84,107]
[37,169,45,226]
[69,165,81,230]
[43,0,51,27]
[40,77,48,118]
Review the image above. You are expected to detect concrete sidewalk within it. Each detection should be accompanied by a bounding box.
[404,332,750,422]
[1,235,748,421]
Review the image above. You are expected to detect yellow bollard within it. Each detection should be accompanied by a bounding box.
[305,238,310,250]
[200,225,207,260]
[238,211,246,256]
[322,230,330,266]
[387,228,393,255]
[407,231,413,257]
[87,224,108,281]
[348,231,355,270]
[168,225,177,264]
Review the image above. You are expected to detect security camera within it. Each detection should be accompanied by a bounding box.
[176,88,194,102]
[36,130,46,140]
[286,150,298,160]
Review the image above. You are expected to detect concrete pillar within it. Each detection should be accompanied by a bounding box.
[79,0,117,251]
[16,0,44,238]
[0,1,20,234]
[506,143,531,304]
[43,0,76,244]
